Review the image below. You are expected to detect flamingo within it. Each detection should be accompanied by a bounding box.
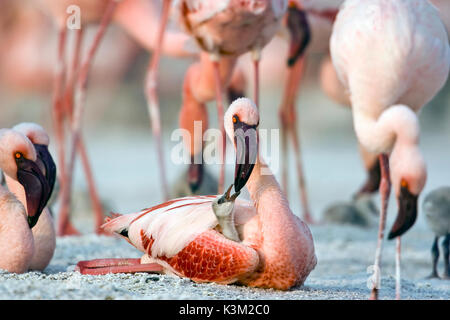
[33,0,194,236]
[76,98,317,290]
[275,0,344,225]
[174,0,289,195]
[330,0,450,299]
[6,123,57,271]
[318,0,450,202]
[0,128,52,273]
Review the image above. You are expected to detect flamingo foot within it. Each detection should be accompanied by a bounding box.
[76,258,163,275]
[303,212,316,225]
[58,221,81,236]
[425,272,440,279]
[95,227,113,236]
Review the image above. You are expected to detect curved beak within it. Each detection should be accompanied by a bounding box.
[34,144,56,205]
[286,5,311,67]
[218,184,241,205]
[233,120,258,193]
[388,186,418,239]
[15,156,50,228]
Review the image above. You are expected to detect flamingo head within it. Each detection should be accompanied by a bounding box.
[225,98,259,193]
[0,129,50,228]
[13,123,56,206]
[388,144,427,239]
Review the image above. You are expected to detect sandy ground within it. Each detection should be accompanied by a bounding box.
[0,223,448,300]
[1,57,449,300]
[1,105,450,300]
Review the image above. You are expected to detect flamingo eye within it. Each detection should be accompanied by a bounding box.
[233,115,239,123]
[15,152,23,159]
[401,179,408,188]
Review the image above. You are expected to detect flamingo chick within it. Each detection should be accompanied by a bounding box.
[77,98,316,290]
[423,187,450,279]
[0,129,52,273]
[330,0,450,299]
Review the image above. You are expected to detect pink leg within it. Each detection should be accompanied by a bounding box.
[279,56,314,224]
[144,0,171,201]
[395,237,401,300]
[212,58,226,195]
[370,153,391,300]
[52,28,67,183]
[252,54,260,108]
[52,27,81,236]
[65,29,106,235]
[60,0,118,236]
[76,258,163,275]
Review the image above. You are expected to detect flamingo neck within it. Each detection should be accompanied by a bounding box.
[0,184,27,221]
[353,104,425,194]
[245,156,292,223]
[4,175,27,209]
[352,104,420,155]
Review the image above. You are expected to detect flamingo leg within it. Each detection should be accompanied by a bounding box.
[427,236,440,279]
[76,258,163,275]
[211,56,226,195]
[252,50,260,108]
[370,153,391,300]
[395,237,401,300]
[279,56,313,224]
[53,27,81,236]
[443,234,450,279]
[59,0,118,236]
[63,29,107,235]
[144,0,171,201]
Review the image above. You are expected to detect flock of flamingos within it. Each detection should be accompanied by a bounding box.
[0,0,450,300]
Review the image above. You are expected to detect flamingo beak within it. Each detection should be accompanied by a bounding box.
[286,5,310,67]
[233,120,258,193]
[34,144,56,205]
[388,186,418,239]
[218,184,240,204]
[15,156,50,228]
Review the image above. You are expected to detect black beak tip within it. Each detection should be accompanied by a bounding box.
[189,181,201,193]
[287,57,296,67]
[28,216,38,229]
[388,188,419,240]
[387,211,418,240]
[387,230,398,240]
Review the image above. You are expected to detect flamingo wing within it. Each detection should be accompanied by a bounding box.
[104,195,260,284]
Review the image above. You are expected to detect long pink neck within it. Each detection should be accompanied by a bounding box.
[4,176,26,210]
[245,157,299,240]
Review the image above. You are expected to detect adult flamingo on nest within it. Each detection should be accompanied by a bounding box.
[77,98,316,290]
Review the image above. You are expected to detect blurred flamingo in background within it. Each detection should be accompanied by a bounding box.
[330,0,449,299]
[173,0,290,195]
[76,98,317,290]
[31,0,195,236]
[274,0,344,224]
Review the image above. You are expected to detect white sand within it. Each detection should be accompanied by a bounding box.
[0,222,448,300]
[1,86,449,300]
